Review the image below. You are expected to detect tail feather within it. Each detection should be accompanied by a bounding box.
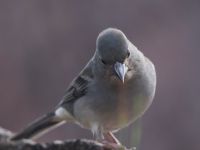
[11,112,64,141]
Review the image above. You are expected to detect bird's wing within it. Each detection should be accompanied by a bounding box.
[57,60,94,110]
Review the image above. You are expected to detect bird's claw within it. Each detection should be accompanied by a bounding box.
[100,140,127,150]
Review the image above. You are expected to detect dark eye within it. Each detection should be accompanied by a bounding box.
[101,59,107,65]
[127,51,130,58]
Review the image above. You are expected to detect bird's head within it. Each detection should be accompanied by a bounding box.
[96,28,130,83]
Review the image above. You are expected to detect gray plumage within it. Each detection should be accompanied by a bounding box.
[11,28,156,142]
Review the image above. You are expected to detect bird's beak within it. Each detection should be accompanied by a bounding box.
[114,62,128,83]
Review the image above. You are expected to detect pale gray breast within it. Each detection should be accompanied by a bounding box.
[73,58,156,131]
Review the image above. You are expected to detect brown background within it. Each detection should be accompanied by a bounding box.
[0,0,199,150]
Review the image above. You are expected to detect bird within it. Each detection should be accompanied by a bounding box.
[10,28,156,149]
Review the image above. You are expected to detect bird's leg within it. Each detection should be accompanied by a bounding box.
[104,132,121,144]
[101,132,126,150]
[92,125,126,149]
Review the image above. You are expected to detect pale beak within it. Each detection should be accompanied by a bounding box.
[114,62,128,83]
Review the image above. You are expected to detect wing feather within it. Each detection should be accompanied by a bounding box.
[57,60,94,114]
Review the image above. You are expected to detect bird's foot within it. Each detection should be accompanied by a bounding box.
[97,132,127,149]
[100,140,127,150]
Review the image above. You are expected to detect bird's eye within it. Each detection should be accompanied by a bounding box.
[127,51,130,58]
[101,59,107,65]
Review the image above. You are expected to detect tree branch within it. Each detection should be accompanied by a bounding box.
[0,127,110,150]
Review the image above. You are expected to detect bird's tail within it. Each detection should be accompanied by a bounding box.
[10,112,65,141]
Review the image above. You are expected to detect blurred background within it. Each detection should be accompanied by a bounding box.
[0,0,199,149]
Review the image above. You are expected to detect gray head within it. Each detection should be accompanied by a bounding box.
[96,28,130,64]
[96,28,131,82]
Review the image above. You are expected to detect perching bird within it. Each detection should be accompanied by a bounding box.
[10,28,156,148]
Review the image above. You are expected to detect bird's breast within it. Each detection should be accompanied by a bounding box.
[85,79,151,131]
[74,73,154,132]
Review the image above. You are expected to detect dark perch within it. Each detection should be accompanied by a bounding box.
[0,126,111,150]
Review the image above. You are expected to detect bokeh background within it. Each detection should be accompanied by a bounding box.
[0,0,199,150]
